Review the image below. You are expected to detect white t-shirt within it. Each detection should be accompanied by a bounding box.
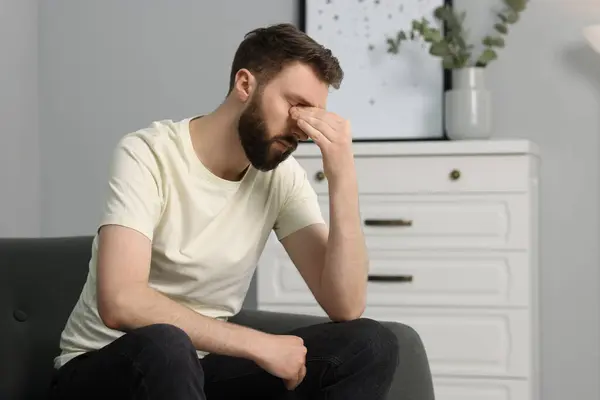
[54,117,325,369]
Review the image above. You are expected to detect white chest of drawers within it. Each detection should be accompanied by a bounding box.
[256,140,540,400]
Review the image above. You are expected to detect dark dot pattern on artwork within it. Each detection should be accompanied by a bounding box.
[320,0,417,106]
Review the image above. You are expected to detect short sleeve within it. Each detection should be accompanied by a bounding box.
[273,157,325,240]
[99,134,163,241]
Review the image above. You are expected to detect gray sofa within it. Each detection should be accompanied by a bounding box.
[0,236,434,400]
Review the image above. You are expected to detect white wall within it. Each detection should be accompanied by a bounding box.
[455,1,600,398]
[3,0,599,399]
[0,0,39,237]
[38,0,298,237]
[37,0,298,308]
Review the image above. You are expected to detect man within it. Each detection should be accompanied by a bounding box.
[49,23,399,400]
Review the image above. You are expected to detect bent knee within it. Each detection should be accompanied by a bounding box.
[339,318,399,355]
[133,323,190,342]
[129,323,196,358]
[116,324,203,389]
[343,318,397,342]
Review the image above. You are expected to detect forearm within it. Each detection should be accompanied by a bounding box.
[101,285,266,361]
[289,106,368,320]
[321,169,369,320]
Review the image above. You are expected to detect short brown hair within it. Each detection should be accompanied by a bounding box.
[228,23,343,93]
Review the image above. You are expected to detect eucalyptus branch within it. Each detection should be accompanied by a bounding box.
[383,0,528,69]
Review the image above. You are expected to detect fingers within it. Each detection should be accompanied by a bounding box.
[290,106,345,146]
[299,116,336,142]
[292,106,339,130]
[297,118,329,145]
[300,108,339,130]
[284,378,297,390]
[296,344,307,387]
[292,106,330,119]
[283,338,306,391]
[299,364,307,384]
[284,364,307,391]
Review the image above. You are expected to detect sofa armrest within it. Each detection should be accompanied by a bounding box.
[230,309,435,400]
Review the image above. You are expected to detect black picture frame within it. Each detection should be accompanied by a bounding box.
[297,0,453,142]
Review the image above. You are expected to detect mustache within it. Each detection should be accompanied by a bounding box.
[270,134,298,148]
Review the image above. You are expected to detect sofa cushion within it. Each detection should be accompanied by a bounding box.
[0,236,93,400]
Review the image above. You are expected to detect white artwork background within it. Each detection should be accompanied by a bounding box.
[305,0,445,140]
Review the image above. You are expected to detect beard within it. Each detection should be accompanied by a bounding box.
[237,93,298,172]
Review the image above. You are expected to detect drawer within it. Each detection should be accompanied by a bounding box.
[297,155,533,195]
[432,377,531,400]
[257,248,530,308]
[258,304,532,379]
[319,194,530,250]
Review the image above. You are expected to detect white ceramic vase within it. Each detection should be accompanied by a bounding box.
[444,67,492,140]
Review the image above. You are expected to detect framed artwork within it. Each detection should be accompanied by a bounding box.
[299,0,452,141]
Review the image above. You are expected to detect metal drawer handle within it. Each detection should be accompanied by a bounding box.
[364,219,413,227]
[368,275,413,283]
[449,169,461,181]
[314,171,326,182]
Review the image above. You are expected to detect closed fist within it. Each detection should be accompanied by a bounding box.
[254,334,307,390]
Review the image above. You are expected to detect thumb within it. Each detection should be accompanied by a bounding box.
[299,365,307,384]
[284,378,298,391]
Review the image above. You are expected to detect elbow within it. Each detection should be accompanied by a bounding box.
[98,290,129,330]
[98,301,122,331]
[328,302,366,322]
[99,309,121,331]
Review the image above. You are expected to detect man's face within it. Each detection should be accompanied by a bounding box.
[237,62,329,171]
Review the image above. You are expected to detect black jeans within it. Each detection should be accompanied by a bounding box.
[48,318,399,400]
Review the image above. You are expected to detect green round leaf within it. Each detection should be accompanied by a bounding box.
[430,42,450,56]
[495,23,508,34]
[506,12,519,24]
[506,0,527,12]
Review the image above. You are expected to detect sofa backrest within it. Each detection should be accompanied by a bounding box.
[0,236,93,400]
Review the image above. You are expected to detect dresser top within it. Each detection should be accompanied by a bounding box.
[294,139,539,157]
